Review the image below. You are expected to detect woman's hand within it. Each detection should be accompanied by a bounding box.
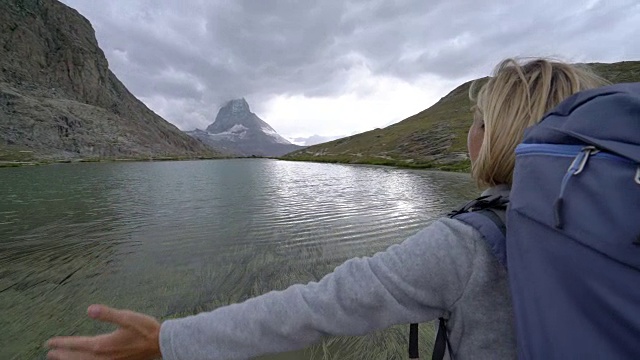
[46,304,162,360]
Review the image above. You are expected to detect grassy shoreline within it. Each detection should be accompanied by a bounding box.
[0,154,471,172]
[0,155,227,168]
[277,156,471,172]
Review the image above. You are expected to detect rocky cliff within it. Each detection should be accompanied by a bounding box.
[0,0,217,162]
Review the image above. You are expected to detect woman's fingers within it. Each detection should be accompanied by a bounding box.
[47,348,109,360]
[46,335,100,352]
[46,305,162,360]
[88,304,160,336]
[87,304,133,326]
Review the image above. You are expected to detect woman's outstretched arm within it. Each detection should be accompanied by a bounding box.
[47,218,478,360]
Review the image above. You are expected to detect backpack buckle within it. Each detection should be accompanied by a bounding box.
[635,167,640,185]
[448,195,508,218]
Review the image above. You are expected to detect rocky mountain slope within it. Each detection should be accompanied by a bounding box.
[186,98,303,157]
[0,0,217,163]
[283,61,640,171]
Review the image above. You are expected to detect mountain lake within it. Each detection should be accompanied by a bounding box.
[0,159,479,359]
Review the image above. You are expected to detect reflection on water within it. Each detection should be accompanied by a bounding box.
[0,159,478,359]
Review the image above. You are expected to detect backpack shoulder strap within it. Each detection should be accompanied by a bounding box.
[408,195,508,360]
[449,194,508,267]
[453,210,507,267]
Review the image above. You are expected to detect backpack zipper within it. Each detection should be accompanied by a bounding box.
[516,143,634,164]
[517,144,640,228]
[553,146,599,229]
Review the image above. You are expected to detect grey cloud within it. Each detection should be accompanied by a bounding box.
[60,0,640,131]
[391,0,640,79]
[147,77,204,101]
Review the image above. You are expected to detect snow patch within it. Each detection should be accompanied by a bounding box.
[228,124,248,133]
[207,124,249,141]
[261,126,291,144]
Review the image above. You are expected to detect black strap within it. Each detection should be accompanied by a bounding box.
[410,317,454,360]
[409,323,420,358]
[431,317,453,360]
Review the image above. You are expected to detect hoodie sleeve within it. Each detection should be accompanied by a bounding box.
[160,218,479,360]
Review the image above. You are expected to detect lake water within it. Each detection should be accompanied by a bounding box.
[0,159,478,359]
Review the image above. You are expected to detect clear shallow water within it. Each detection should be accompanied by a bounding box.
[0,159,478,359]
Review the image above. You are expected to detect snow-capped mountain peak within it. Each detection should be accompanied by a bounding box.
[186,98,304,157]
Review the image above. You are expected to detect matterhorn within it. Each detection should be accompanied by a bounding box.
[186,98,303,157]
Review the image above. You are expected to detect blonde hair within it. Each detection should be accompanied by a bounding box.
[470,58,609,187]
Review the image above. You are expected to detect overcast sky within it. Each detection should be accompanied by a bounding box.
[60,0,640,142]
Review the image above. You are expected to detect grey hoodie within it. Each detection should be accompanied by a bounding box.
[160,186,516,359]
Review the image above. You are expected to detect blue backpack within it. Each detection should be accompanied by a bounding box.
[508,82,640,359]
[409,82,640,359]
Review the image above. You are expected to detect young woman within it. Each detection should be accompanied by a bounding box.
[46,58,608,360]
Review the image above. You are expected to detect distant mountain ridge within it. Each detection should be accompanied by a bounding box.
[290,134,346,146]
[0,0,217,162]
[186,98,304,157]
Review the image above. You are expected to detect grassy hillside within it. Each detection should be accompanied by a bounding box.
[282,61,640,171]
